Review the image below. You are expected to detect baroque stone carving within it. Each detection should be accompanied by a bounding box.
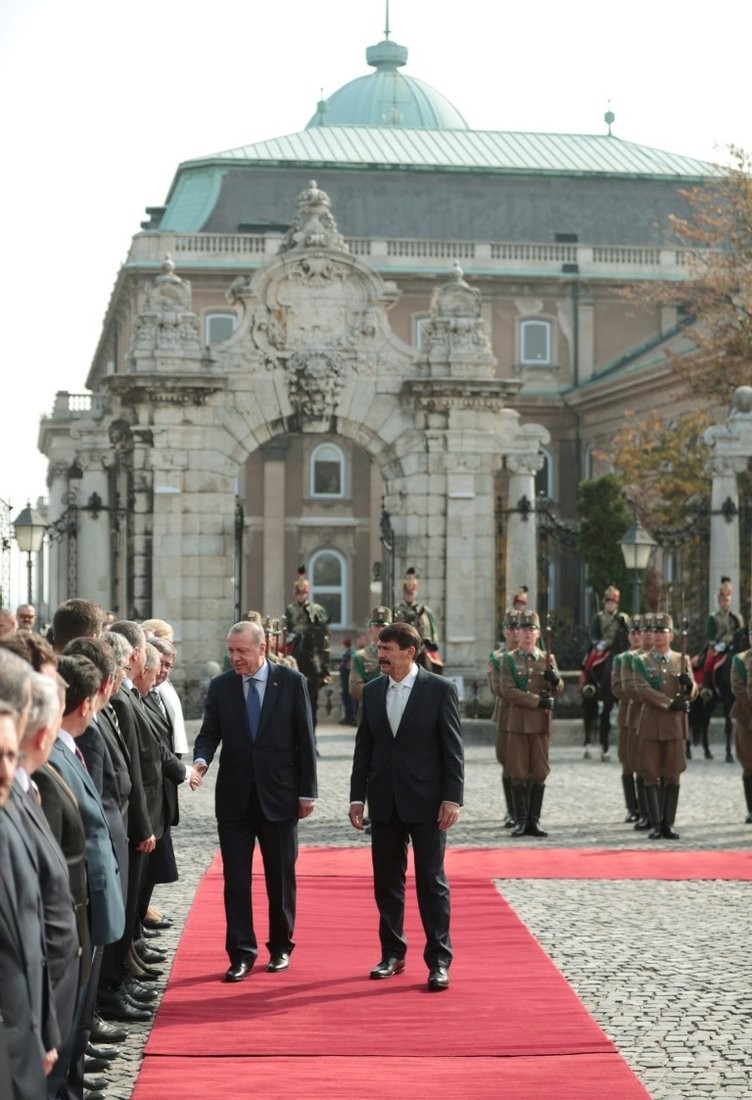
[287,347,345,424]
[277,181,350,255]
[132,255,202,355]
[505,452,544,477]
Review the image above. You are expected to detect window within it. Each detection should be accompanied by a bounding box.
[536,448,554,500]
[414,315,432,348]
[309,549,346,626]
[310,443,345,498]
[205,311,237,346]
[520,319,552,365]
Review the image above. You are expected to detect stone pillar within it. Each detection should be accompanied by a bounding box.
[262,440,287,615]
[505,452,544,610]
[706,455,744,607]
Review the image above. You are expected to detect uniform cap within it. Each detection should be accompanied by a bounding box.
[369,606,392,625]
[503,610,521,629]
[629,614,642,631]
[518,610,540,629]
[652,612,673,632]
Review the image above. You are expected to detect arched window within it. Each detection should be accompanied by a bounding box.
[205,311,237,346]
[520,318,552,365]
[309,549,347,626]
[310,443,345,498]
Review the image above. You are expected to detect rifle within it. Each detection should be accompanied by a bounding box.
[541,614,555,704]
[679,616,691,697]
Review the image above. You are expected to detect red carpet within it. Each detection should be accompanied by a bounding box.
[133,847,656,1098]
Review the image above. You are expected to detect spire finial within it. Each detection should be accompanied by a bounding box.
[604,99,615,136]
[384,0,390,39]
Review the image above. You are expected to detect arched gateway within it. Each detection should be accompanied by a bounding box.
[41,182,549,698]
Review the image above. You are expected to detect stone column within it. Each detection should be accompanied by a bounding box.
[706,455,745,607]
[505,452,544,610]
[262,440,288,615]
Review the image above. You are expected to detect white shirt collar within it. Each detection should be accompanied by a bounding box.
[243,659,269,684]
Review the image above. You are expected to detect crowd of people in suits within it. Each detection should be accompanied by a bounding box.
[0,599,199,1100]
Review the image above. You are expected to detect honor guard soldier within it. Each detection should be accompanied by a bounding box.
[394,568,443,671]
[634,612,697,839]
[730,627,752,823]
[349,607,393,715]
[624,615,653,830]
[499,610,564,837]
[284,567,330,727]
[700,576,745,693]
[611,614,639,822]
[487,611,521,828]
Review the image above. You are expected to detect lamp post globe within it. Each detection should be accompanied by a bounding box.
[619,517,656,615]
[12,502,46,605]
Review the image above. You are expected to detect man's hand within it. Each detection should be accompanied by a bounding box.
[669,698,690,712]
[193,761,208,778]
[679,673,693,690]
[186,766,203,790]
[538,695,554,710]
[437,802,460,830]
[298,799,315,820]
[43,1048,58,1077]
[543,668,559,685]
[136,834,157,853]
[348,803,365,830]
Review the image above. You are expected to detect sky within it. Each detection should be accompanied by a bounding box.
[1,0,751,599]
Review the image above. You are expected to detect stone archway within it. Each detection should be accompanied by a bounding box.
[44,181,550,686]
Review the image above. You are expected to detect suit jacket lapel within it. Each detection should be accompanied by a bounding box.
[257,665,278,738]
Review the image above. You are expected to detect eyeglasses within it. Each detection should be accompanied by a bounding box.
[0,750,19,766]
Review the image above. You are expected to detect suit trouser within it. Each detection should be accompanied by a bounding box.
[370,810,452,969]
[100,846,144,986]
[218,786,298,964]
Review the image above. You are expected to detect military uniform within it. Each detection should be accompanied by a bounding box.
[730,643,752,822]
[487,611,520,828]
[701,576,745,688]
[621,621,652,830]
[393,567,442,669]
[349,607,392,711]
[499,611,564,837]
[611,614,638,821]
[284,568,330,727]
[634,613,697,839]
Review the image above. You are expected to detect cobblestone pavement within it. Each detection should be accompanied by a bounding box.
[101,719,752,1100]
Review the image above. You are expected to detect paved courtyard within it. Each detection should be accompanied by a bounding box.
[103,718,752,1099]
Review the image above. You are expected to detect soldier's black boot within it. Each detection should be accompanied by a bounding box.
[622,774,639,822]
[510,784,529,837]
[502,776,515,828]
[634,776,651,830]
[525,783,548,837]
[646,784,663,839]
[743,775,752,824]
[661,783,681,839]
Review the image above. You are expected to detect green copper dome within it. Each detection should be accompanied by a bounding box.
[307,34,468,131]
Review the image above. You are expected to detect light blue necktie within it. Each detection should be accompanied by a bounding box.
[246,678,261,740]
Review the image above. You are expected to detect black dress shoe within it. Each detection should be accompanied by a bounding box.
[427,966,450,991]
[224,960,252,982]
[369,957,406,980]
[98,989,153,1023]
[84,1091,106,1100]
[84,1075,109,1092]
[661,822,680,839]
[124,977,159,1003]
[266,953,290,972]
[133,942,168,964]
[140,926,162,939]
[84,1057,110,1074]
[90,1016,128,1043]
[86,1043,119,1062]
[143,916,173,930]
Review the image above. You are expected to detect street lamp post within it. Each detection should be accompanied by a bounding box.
[12,502,46,605]
[619,515,656,615]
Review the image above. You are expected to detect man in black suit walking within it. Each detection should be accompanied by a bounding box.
[193,620,317,982]
[349,621,464,992]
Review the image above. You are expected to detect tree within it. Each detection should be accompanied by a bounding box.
[576,474,633,606]
[633,146,752,403]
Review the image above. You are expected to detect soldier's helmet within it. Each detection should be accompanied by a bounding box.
[369,606,392,626]
[603,583,620,605]
[511,585,528,610]
[652,612,673,632]
[629,614,643,632]
[518,610,540,629]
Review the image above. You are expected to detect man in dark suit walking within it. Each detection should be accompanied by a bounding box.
[349,620,464,992]
[193,620,317,982]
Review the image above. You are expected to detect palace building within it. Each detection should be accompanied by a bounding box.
[38,22,721,696]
